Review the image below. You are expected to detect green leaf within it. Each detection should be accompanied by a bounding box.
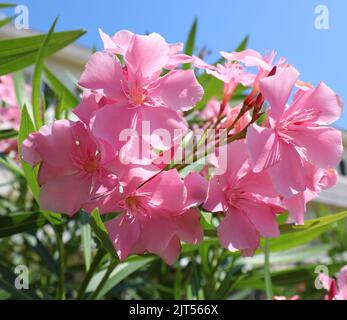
[0,14,17,28]
[183,18,197,69]
[0,129,17,139]
[32,17,58,129]
[13,70,30,110]
[234,35,249,52]
[279,211,347,234]
[79,211,92,271]
[0,29,86,75]
[86,256,155,298]
[0,211,46,238]
[18,104,40,201]
[204,211,347,252]
[240,243,334,267]
[0,3,16,8]
[89,208,117,258]
[43,65,79,111]
[263,211,347,252]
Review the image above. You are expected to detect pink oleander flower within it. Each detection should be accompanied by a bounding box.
[21,120,121,215]
[203,140,284,256]
[194,55,254,99]
[247,66,343,197]
[76,31,203,159]
[87,169,206,264]
[319,265,347,300]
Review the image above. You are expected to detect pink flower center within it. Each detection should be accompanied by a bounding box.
[129,86,146,105]
[120,192,151,217]
[83,157,100,173]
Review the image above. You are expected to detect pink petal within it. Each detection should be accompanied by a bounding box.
[319,273,334,291]
[125,33,169,81]
[99,28,134,55]
[90,103,138,157]
[184,172,208,208]
[172,208,203,244]
[268,142,306,197]
[165,53,193,70]
[241,200,280,237]
[290,81,343,125]
[203,176,228,213]
[283,192,306,225]
[238,169,278,198]
[22,120,77,168]
[259,66,299,120]
[78,51,125,101]
[246,124,281,173]
[337,266,347,299]
[149,70,203,111]
[140,213,178,261]
[105,213,140,261]
[73,93,102,125]
[159,236,181,265]
[107,158,161,194]
[218,209,259,256]
[138,105,188,151]
[21,132,42,166]
[287,126,342,169]
[40,174,92,216]
[139,169,186,213]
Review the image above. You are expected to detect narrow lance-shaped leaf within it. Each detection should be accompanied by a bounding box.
[32,17,58,129]
[79,210,92,271]
[0,30,86,75]
[0,3,16,8]
[43,65,79,110]
[89,208,118,258]
[0,211,47,238]
[0,14,17,28]
[183,17,197,69]
[204,211,347,252]
[18,104,40,201]
[13,70,30,110]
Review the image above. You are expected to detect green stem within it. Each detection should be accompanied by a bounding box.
[88,259,117,300]
[264,238,273,299]
[76,248,106,300]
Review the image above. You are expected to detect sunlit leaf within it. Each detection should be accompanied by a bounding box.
[89,208,117,258]
[43,65,79,111]
[183,17,197,69]
[0,29,86,75]
[18,104,40,201]
[86,256,155,298]
[32,17,58,128]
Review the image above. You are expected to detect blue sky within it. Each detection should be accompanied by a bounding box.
[3,0,347,129]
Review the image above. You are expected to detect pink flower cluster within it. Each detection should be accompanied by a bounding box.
[21,29,343,264]
[0,75,31,157]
